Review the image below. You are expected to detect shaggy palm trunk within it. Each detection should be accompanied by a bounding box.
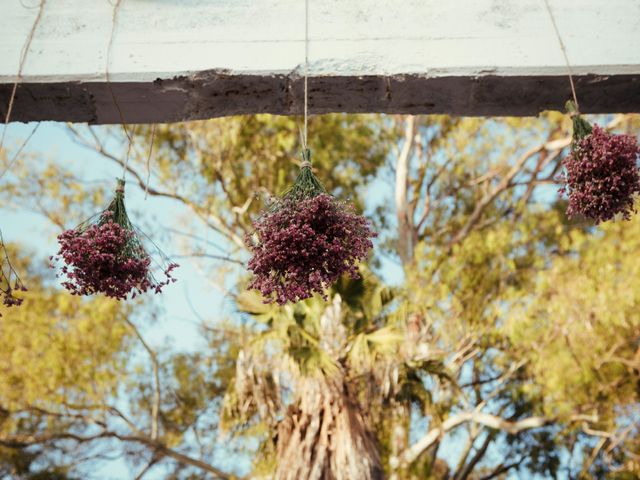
[275,376,384,480]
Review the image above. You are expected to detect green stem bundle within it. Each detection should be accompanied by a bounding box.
[566,100,592,144]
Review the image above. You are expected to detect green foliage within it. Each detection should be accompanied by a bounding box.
[507,209,640,422]
[0,255,131,410]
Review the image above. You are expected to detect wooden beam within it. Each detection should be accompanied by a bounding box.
[1,0,639,124]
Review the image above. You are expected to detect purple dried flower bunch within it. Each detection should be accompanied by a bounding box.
[0,230,27,316]
[53,179,178,300]
[559,101,640,223]
[246,149,376,304]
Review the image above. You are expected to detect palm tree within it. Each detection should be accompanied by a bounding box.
[222,274,448,479]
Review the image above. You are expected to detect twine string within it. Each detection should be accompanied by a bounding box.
[542,0,579,111]
[106,0,134,180]
[303,0,309,152]
[0,123,40,181]
[0,0,46,155]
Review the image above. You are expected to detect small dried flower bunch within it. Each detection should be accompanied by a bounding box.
[52,179,178,300]
[0,230,27,316]
[246,149,376,304]
[559,101,640,223]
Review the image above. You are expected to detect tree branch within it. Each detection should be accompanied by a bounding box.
[456,431,496,480]
[479,457,525,480]
[171,252,244,266]
[448,141,546,246]
[398,411,552,467]
[452,427,479,480]
[123,318,162,442]
[0,431,235,479]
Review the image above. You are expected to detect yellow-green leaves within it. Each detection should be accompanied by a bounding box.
[0,277,131,410]
[506,212,640,421]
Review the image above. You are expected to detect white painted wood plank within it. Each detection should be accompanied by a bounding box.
[1,0,639,81]
[0,0,639,122]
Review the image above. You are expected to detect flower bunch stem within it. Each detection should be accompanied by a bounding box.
[278,149,326,205]
[99,179,146,261]
[566,100,592,143]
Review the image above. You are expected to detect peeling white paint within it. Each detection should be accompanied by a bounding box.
[1,0,639,82]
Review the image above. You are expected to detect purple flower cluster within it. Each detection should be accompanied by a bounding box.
[53,214,178,300]
[560,125,640,223]
[1,283,26,316]
[246,193,376,304]
[2,287,25,306]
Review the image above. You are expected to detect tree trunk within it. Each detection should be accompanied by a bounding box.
[275,376,384,480]
[395,116,416,266]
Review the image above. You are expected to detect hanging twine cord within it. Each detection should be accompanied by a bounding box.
[542,0,580,113]
[106,0,135,179]
[0,123,40,180]
[144,124,156,199]
[303,0,309,151]
[298,0,312,171]
[0,0,46,155]
[107,0,156,189]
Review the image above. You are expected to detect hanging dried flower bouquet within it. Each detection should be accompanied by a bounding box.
[246,150,376,304]
[52,179,178,300]
[560,101,640,223]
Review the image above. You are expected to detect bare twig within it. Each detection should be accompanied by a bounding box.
[144,124,157,199]
[448,141,546,246]
[123,318,161,441]
[455,431,496,480]
[398,411,552,467]
[0,431,234,479]
[171,252,244,266]
[134,456,159,480]
[479,457,526,480]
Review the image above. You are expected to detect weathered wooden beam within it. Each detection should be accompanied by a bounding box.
[1,0,639,124]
